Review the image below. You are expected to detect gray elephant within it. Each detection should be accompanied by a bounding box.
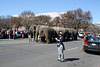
[36,26,66,43]
[39,26,57,44]
[68,28,78,40]
[35,25,49,42]
[65,28,70,41]
[73,29,78,40]
[35,25,78,44]
[53,27,66,35]
[53,27,70,41]
[39,26,74,43]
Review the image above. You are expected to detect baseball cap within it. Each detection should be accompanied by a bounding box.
[59,32,63,35]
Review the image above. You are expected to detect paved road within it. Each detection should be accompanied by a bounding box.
[0,39,100,67]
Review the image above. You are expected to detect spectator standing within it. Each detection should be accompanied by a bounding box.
[7,30,9,39]
[13,30,16,39]
[24,31,28,38]
[93,33,96,37]
[28,30,32,42]
[22,31,24,39]
[9,30,11,39]
[55,32,65,62]
[1,31,4,39]
[81,33,88,51]
[16,30,18,38]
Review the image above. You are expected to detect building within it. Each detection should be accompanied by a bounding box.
[35,12,66,19]
[96,22,100,29]
[13,12,67,19]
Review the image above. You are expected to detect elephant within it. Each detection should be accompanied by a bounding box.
[35,26,66,43]
[39,26,57,44]
[73,29,78,40]
[35,25,49,42]
[40,26,70,43]
[65,28,70,41]
[53,27,66,35]
[35,25,78,44]
[53,27,70,41]
[68,28,78,40]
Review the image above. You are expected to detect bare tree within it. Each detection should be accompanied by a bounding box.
[20,11,35,31]
[0,15,11,30]
[36,15,51,26]
[80,11,92,32]
[86,23,100,34]
[51,17,61,27]
[61,11,75,28]
[10,17,23,30]
[20,11,35,18]
[60,8,92,31]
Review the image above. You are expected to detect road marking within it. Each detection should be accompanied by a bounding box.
[66,47,78,51]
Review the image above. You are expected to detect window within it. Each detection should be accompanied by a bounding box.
[88,37,100,42]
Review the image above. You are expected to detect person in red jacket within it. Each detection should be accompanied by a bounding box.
[81,33,88,51]
[83,34,88,45]
[93,34,95,37]
[9,30,11,39]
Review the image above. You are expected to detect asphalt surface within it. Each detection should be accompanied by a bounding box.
[0,38,100,67]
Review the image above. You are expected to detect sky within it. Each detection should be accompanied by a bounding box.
[0,0,100,24]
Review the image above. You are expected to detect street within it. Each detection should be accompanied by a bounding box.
[0,38,100,67]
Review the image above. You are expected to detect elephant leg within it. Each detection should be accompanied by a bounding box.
[35,32,38,42]
[46,37,50,44]
[53,37,56,42]
[72,36,74,40]
[33,31,36,41]
[74,35,77,40]
[68,34,70,41]
[45,34,50,44]
[47,39,50,44]
[41,37,45,42]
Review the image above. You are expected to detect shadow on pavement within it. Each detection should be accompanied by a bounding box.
[86,51,100,55]
[64,58,80,62]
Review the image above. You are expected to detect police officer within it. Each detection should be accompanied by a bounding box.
[55,32,65,62]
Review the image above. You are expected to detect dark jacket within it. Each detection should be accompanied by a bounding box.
[58,37,65,50]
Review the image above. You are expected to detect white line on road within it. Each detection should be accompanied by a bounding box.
[66,47,78,51]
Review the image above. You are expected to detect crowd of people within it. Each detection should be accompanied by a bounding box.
[0,29,33,40]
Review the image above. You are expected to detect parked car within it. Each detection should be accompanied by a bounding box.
[98,34,100,37]
[84,37,100,52]
[78,32,84,38]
